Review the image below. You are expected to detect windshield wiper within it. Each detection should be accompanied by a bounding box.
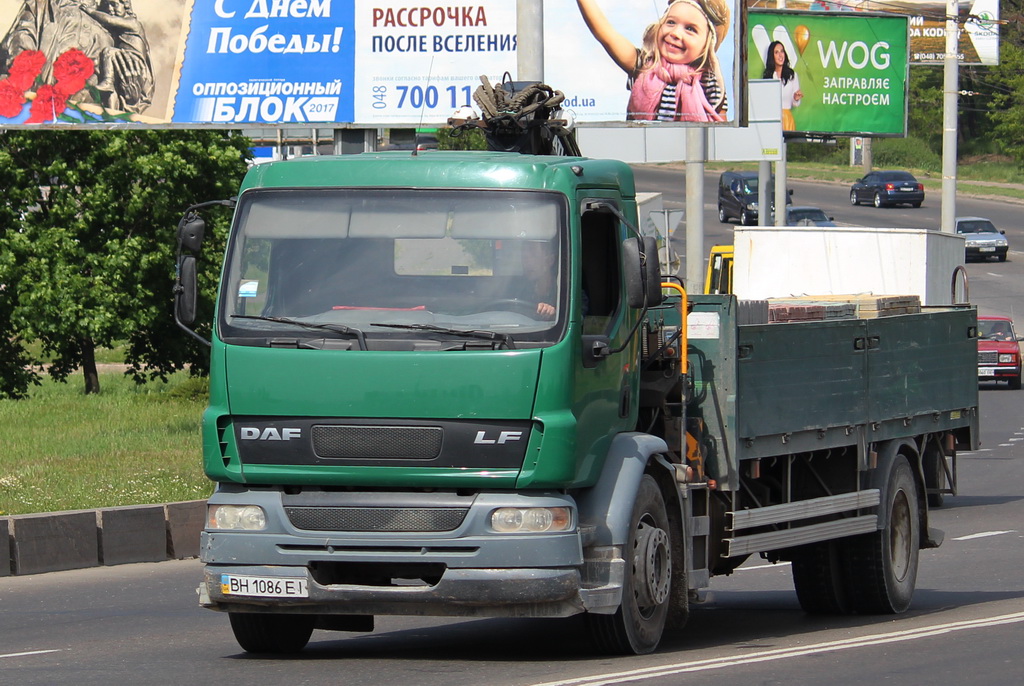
[371,322,516,350]
[231,314,367,350]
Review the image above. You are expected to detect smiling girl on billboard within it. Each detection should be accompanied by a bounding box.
[576,0,730,122]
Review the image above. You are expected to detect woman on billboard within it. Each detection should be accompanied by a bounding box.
[762,40,803,131]
[576,0,729,122]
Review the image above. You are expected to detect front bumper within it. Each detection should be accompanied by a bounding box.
[198,488,626,617]
[966,245,1008,259]
[200,564,587,617]
[978,365,1020,380]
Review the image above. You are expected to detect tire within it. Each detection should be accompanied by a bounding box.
[1009,372,1022,390]
[842,456,920,614]
[588,475,673,655]
[873,192,884,208]
[850,189,859,206]
[923,449,945,508]
[718,205,728,223]
[998,253,1007,263]
[229,612,316,653]
[791,541,851,614]
[740,210,753,226]
[912,201,922,208]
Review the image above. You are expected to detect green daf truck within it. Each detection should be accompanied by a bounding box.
[175,149,978,656]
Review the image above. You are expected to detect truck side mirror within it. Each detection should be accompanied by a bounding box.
[178,214,206,253]
[622,236,664,309]
[175,255,198,326]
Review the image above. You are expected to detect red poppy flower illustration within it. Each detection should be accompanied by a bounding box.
[0,79,26,118]
[7,50,45,92]
[53,48,95,96]
[26,84,68,124]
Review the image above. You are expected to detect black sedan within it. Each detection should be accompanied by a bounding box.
[849,170,925,208]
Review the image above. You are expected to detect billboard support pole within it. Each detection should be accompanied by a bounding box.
[774,146,788,227]
[517,0,544,81]
[758,160,771,226]
[940,0,959,234]
[685,128,706,292]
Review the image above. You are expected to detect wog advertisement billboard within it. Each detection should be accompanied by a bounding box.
[750,10,908,137]
[746,0,1000,66]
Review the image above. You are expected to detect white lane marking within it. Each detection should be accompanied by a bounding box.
[531,612,1024,686]
[952,530,1016,541]
[0,649,62,659]
[734,561,791,572]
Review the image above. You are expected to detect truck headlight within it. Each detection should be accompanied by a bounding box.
[208,504,267,530]
[999,354,1016,364]
[490,507,572,533]
[747,202,758,210]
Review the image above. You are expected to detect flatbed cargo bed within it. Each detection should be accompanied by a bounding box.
[685,295,979,489]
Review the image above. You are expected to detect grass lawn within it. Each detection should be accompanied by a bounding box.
[0,371,213,516]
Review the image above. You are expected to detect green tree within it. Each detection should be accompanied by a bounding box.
[988,7,1024,163]
[0,130,251,397]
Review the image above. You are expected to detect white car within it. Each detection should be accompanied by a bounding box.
[956,216,1008,262]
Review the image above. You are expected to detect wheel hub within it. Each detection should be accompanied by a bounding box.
[634,523,671,607]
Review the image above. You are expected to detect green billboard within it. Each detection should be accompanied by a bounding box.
[749,10,909,137]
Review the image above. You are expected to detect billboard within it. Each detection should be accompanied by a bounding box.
[746,0,1000,66]
[749,10,909,137]
[542,0,743,126]
[0,1,745,129]
[0,0,518,128]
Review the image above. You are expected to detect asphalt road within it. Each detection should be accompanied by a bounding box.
[2,173,1021,685]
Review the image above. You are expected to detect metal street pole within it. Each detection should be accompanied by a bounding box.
[685,128,706,291]
[517,0,544,81]
[940,0,959,234]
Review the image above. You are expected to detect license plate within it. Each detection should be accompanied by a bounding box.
[899,187,914,191]
[980,247,995,252]
[979,368,996,377]
[221,574,309,598]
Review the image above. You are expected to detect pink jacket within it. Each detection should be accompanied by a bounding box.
[627,62,724,122]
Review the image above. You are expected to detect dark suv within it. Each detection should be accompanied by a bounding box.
[718,171,791,225]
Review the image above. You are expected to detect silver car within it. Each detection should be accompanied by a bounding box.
[956,216,1008,262]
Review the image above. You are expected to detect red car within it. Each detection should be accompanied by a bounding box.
[977,316,1022,389]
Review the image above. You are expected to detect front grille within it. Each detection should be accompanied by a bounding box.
[312,425,442,459]
[978,351,998,365]
[285,506,469,532]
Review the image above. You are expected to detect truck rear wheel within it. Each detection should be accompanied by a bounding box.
[923,449,945,508]
[791,540,850,614]
[228,612,315,653]
[842,455,920,614]
[587,475,672,655]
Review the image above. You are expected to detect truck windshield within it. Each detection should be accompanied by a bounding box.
[218,187,568,348]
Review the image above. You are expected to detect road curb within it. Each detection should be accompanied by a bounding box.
[2,500,206,576]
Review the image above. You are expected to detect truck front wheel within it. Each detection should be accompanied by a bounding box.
[229,612,315,653]
[587,475,672,655]
[842,455,920,614]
